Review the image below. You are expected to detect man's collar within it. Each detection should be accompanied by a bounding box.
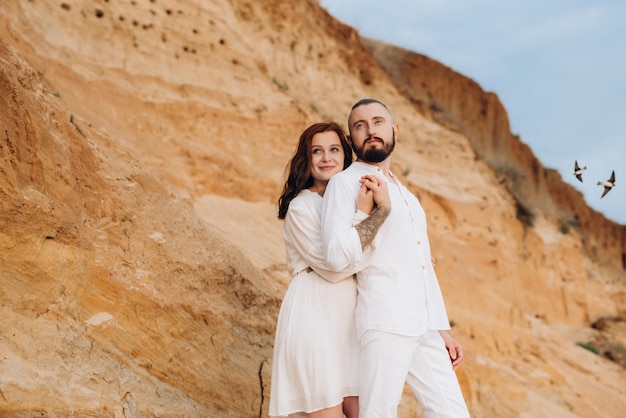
[352,161,394,179]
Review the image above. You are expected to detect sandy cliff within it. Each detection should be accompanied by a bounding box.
[0,0,624,417]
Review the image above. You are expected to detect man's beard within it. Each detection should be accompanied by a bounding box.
[353,132,396,163]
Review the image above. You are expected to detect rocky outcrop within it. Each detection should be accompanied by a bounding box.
[0,40,280,416]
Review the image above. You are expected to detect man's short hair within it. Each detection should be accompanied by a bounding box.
[351,98,390,112]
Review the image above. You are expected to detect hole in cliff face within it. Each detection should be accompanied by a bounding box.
[61,3,70,10]
[515,199,535,227]
[359,68,373,85]
[429,101,444,113]
[95,9,104,18]
[622,252,626,269]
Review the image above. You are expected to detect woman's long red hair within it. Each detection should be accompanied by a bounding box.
[277,122,352,219]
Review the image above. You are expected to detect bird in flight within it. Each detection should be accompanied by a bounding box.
[597,170,616,198]
[573,160,586,182]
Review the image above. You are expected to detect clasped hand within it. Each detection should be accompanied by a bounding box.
[357,175,391,215]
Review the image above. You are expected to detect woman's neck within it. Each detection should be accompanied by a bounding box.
[309,181,328,196]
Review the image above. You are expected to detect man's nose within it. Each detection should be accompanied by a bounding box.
[366,122,376,136]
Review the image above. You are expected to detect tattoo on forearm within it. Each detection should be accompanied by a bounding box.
[355,206,390,249]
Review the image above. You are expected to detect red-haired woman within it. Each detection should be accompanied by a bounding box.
[269,122,390,418]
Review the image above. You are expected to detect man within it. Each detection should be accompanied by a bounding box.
[321,98,470,417]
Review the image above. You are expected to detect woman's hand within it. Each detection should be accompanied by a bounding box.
[357,182,375,215]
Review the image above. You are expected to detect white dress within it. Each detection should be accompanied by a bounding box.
[269,189,369,417]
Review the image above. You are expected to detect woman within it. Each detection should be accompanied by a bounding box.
[269,122,389,418]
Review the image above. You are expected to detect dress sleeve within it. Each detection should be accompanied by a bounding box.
[321,174,366,272]
[284,195,361,283]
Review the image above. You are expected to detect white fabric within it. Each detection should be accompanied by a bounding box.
[358,330,470,418]
[321,162,451,338]
[269,189,369,417]
[283,189,369,283]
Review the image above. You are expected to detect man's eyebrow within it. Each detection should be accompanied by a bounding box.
[352,116,385,126]
[351,118,365,127]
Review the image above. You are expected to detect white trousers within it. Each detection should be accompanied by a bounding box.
[358,330,470,418]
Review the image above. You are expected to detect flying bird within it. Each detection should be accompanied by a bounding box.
[573,160,587,182]
[597,170,616,198]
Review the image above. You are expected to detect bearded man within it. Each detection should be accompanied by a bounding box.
[321,98,470,418]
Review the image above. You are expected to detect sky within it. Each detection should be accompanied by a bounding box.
[319,0,625,225]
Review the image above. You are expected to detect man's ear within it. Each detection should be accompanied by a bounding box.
[393,123,399,139]
[347,135,353,145]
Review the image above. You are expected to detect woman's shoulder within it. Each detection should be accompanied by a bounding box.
[292,189,321,204]
[288,189,321,213]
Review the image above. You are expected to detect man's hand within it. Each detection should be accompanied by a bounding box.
[438,330,464,370]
